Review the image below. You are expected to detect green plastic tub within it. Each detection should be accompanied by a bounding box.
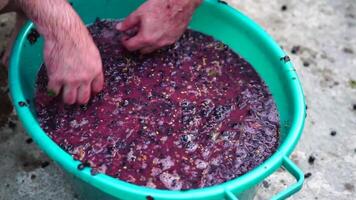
[9,0,306,199]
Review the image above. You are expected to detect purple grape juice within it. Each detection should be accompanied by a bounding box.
[35,20,279,190]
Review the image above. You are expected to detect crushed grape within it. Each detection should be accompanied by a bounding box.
[35,20,280,190]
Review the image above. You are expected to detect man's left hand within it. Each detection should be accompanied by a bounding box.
[116,0,202,54]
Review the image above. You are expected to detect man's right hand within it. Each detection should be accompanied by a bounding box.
[44,27,104,105]
[12,0,104,105]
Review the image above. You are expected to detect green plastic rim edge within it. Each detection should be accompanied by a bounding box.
[9,0,306,199]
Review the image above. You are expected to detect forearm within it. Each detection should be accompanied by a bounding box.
[167,0,202,12]
[14,0,88,41]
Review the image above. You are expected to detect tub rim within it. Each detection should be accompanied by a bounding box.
[9,0,306,199]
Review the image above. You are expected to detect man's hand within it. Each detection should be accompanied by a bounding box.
[14,0,104,105]
[116,0,202,54]
[44,29,104,105]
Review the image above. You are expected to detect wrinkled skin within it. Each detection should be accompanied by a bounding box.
[117,0,202,54]
[2,17,104,105]
[1,0,104,105]
[2,0,201,104]
[43,26,104,105]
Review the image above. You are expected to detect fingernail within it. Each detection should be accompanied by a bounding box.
[122,35,129,41]
[116,23,122,30]
[47,90,56,97]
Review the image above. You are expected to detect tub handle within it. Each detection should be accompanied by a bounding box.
[224,156,304,200]
[270,156,304,200]
[225,190,239,200]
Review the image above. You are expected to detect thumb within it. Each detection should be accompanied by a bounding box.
[47,76,62,97]
[116,12,140,32]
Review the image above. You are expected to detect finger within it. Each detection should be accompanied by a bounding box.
[116,13,140,32]
[121,34,130,41]
[122,33,150,52]
[62,84,78,105]
[140,46,157,54]
[91,73,104,94]
[76,83,91,104]
[47,78,62,97]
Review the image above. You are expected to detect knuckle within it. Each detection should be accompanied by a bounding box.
[141,35,156,44]
[66,78,80,85]
[69,74,93,85]
[49,76,63,85]
[83,95,90,103]
[157,41,168,48]
[160,38,175,46]
[124,41,137,50]
[64,96,75,105]
[167,39,176,45]
[78,98,88,105]
[94,68,103,76]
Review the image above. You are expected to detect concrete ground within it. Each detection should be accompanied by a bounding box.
[0,0,355,199]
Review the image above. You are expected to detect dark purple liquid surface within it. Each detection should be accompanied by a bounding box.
[35,20,279,190]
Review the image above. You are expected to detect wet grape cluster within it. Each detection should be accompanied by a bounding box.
[35,20,280,190]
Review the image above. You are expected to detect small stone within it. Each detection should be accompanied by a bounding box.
[281,5,288,11]
[8,121,17,129]
[333,81,339,86]
[344,183,355,191]
[352,104,356,110]
[280,179,286,185]
[304,172,312,178]
[343,47,354,54]
[291,46,300,54]
[330,130,337,136]
[25,138,33,144]
[308,155,315,165]
[30,174,36,180]
[303,62,310,67]
[41,161,50,168]
[262,180,270,188]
